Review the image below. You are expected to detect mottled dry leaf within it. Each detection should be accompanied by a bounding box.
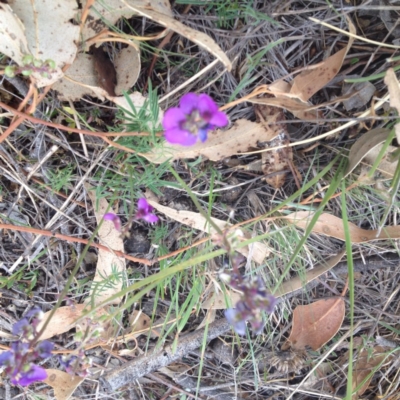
[0,4,29,66]
[345,128,391,177]
[37,304,106,340]
[145,193,269,264]
[9,0,80,87]
[352,346,391,398]
[342,80,376,111]
[201,290,241,310]
[364,143,398,178]
[287,298,345,351]
[285,211,400,243]
[290,18,355,102]
[44,369,84,400]
[123,2,231,71]
[115,44,141,95]
[384,68,400,143]
[129,310,152,337]
[86,187,125,305]
[274,250,346,297]
[80,0,172,45]
[142,119,277,164]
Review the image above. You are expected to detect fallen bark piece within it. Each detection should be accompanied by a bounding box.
[100,318,231,390]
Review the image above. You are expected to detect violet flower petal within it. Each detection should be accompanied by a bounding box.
[36,340,54,359]
[179,93,198,114]
[164,128,197,146]
[12,365,47,386]
[162,108,186,130]
[12,319,29,336]
[209,111,229,127]
[0,351,14,366]
[225,309,247,335]
[103,213,122,232]
[143,213,159,224]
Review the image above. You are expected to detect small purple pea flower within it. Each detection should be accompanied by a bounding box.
[162,93,228,146]
[221,272,276,335]
[103,213,122,232]
[135,198,158,223]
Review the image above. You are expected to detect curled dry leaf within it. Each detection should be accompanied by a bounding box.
[344,128,392,177]
[142,119,277,164]
[124,2,231,71]
[352,346,391,398]
[0,4,29,66]
[86,187,125,305]
[8,0,80,87]
[145,192,270,264]
[44,369,84,400]
[286,297,345,351]
[274,250,346,297]
[285,211,400,243]
[290,17,356,102]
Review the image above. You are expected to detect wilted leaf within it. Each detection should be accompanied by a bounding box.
[364,143,398,178]
[287,298,345,351]
[345,128,391,177]
[86,187,125,305]
[352,346,391,398]
[0,4,29,66]
[290,18,355,102]
[145,193,270,264]
[384,68,400,143]
[142,119,278,164]
[342,80,376,111]
[125,3,231,71]
[8,0,80,87]
[285,211,400,243]
[44,369,84,400]
[274,250,346,297]
[115,45,141,96]
[201,290,241,310]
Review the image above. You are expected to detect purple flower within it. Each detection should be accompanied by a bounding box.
[162,93,228,146]
[135,198,158,223]
[103,213,122,231]
[12,319,30,337]
[35,341,54,359]
[11,364,47,386]
[221,273,276,335]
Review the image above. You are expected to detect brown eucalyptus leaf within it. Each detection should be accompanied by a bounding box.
[274,250,346,297]
[145,194,270,264]
[129,310,152,337]
[290,18,355,102]
[86,187,125,305]
[384,68,400,143]
[287,298,345,350]
[142,119,277,164]
[352,346,391,398]
[364,143,398,178]
[285,211,400,243]
[44,369,84,400]
[91,45,117,96]
[345,128,391,177]
[0,4,29,66]
[115,44,141,95]
[9,0,80,87]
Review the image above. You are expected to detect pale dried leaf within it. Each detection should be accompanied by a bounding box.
[287,298,345,350]
[86,187,125,305]
[124,3,231,71]
[52,53,108,101]
[146,195,269,264]
[345,128,391,177]
[201,290,241,310]
[290,18,355,102]
[115,45,141,95]
[80,0,172,45]
[44,369,84,400]
[364,143,398,178]
[142,119,277,164]
[274,250,346,297]
[285,211,400,242]
[0,4,29,65]
[9,0,80,87]
[342,80,376,111]
[129,310,152,337]
[352,346,391,398]
[37,304,90,340]
[384,68,400,143]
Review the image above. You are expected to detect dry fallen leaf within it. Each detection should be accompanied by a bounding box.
[352,346,391,398]
[201,290,241,310]
[86,187,125,305]
[286,298,345,351]
[363,143,398,178]
[142,119,278,164]
[274,250,346,297]
[115,45,141,96]
[145,192,270,264]
[285,211,400,243]
[0,4,30,66]
[8,0,80,87]
[129,310,152,337]
[290,18,355,102]
[384,68,400,143]
[345,128,391,177]
[44,369,84,400]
